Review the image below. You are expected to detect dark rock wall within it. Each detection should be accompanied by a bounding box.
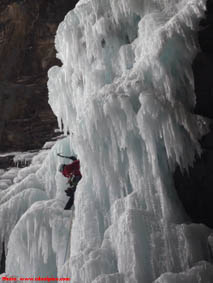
[0,0,79,152]
[174,0,213,228]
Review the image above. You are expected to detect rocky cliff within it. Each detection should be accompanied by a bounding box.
[0,0,79,152]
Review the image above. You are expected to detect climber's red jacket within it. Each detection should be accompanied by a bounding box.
[62,160,82,178]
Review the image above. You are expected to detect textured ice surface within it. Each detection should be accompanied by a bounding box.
[47,0,213,281]
[3,138,75,277]
[0,150,49,268]
[2,0,213,282]
[1,168,20,181]
[154,261,213,283]
[13,151,40,166]
[6,199,72,277]
[0,168,20,191]
[0,188,48,262]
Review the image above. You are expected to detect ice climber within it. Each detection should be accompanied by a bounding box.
[58,153,82,210]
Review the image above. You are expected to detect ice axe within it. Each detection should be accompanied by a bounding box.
[57,153,77,160]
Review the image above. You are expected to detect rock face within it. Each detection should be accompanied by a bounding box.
[174,0,213,228]
[0,0,79,152]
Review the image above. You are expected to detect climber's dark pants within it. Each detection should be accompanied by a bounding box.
[64,187,76,210]
[64,175,82,210]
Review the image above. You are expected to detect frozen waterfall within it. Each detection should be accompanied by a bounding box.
[1,0,213,282]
